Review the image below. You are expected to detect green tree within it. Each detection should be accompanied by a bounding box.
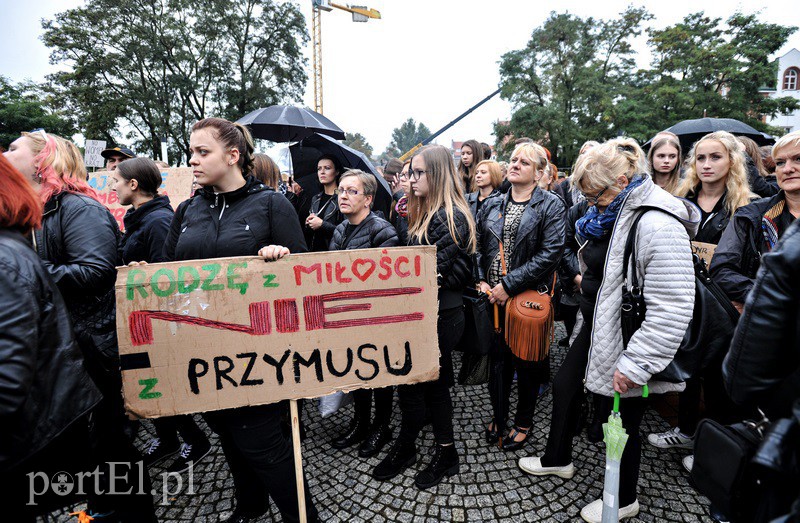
[615,12,798,143]
[343,132,373,157]
[382,118,432,159]
[496,7,651,165]
[0,77,76,149]
[42,0,307,163]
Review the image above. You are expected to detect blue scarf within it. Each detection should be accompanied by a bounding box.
[576,175,646,240]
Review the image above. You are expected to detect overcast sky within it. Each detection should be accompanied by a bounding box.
[2,0,799,155]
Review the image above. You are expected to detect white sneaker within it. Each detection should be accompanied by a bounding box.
[647,427,693,449]
[683,454,694,473]
[518,456,575,479]
[580,498,640,523]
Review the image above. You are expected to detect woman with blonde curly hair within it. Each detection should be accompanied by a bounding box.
[647,131,754,466]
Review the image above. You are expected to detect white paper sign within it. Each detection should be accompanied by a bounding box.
[84,140,107,168]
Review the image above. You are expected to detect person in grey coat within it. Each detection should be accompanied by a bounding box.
[519,138,699,523]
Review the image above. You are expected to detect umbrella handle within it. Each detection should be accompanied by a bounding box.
[613,392,620,414]
[614,384,650,412]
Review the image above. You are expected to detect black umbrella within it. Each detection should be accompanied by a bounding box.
[237,105,345,142]
[644,117,775,151]
[289,133,392,218]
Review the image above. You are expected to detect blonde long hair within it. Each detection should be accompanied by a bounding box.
[647,135,682,195]
[22,131,98,205]
[408,145,476,253]
[676,131,755,215]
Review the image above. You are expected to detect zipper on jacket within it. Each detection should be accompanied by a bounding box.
[218,195,227,221]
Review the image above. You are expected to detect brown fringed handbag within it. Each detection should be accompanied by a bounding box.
[499,241,556,362]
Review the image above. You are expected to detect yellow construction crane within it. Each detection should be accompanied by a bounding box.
[311,0,380,114]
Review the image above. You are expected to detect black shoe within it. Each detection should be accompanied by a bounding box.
[358,425,392,458]
[501,426,530,452]
[558,336,570,347]
[141,436,181,467]
[166,440,212,473]
[414,444,460,489]
[484,419,502,446]
[331,419,369,449]
[587,419,604,443]
[373,439,417,480]
[222,507,266,523]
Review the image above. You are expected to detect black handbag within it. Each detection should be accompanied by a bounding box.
[692,414,770,521]
[457,353,491,386]
[620,208,740,382]
[460,287,494,356]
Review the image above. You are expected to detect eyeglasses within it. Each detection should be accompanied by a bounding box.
[397,172,409,180]
[408,169,430,181]
[30,128,48,141]
[581,186,609,205]
[335,187,362,197]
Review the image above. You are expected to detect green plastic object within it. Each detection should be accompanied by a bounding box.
[642,384,650,398]
[613,392,620,413]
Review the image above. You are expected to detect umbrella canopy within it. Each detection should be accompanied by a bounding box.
[237,105,345,143]
[289,133,392,218]
[601,393,630,523]
[644,117,775,152]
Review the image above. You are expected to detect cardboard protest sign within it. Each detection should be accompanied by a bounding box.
[691,241,716,267]
[116,246,440,419]
[88,167,195,230]
[84,140,107,168]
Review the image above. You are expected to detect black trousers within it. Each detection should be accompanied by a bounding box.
[153,414,208,448]
[353,387,394,427]
[488,345,545,428]
[398,306,464,446]
[678,357,740,436]
[560,303,580,340]
[205,403,318,523]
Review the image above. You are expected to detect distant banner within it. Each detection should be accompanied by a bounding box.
[116,246,440,419]
[691,241,717,267]
[88,167,195,230]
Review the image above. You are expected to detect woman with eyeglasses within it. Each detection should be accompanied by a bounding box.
[163,118,318,523]
[328,169,400,457]
[475,143,566,452]
[373,145,476,490]
[466,160,503,218]
[392,159,412,244]
[519,138,699,522]
[4,131,158,521]
[305,154,344,252]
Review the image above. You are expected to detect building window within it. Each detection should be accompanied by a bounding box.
[784,67,799,91]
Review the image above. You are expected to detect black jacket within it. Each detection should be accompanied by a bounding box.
[34,192,121,374]
[711,191,787,303]
[120,195,173,264]
[165,176,307,261]
[330,212,399,251]
[559,200,589,294]
[475,189,566,297]
[747,155,780,198]
[409,207,473,300]
[306,191,343,252]
[723,219,800,420]
[466,189,501,218]
[0,230,102,471]
[685,190,732,245]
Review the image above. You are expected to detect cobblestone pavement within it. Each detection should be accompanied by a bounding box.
[44,323,713,522]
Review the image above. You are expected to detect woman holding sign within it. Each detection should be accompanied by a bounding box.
[164,118,318,523]
[648,131,754,460]
[3,131,157,521]
[328,169,400,457]
[372,144,476,489]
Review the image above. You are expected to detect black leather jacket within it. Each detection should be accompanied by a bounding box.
[475,188,566,296]
[711,191,787,303]
[330,212,399,251]
[559,200,589,296]
[307,191,343,251]
[0,230,102,471]
[723,219,800,420]
[409,207,473,305]
[466,189,501,218]
[120,195,173,264]
[34,192,121,375]
[165,176,307,261]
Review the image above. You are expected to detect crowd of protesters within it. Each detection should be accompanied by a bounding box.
[1,118,799,523]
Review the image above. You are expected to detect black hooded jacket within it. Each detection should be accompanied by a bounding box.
[0,230,102,471]
[306,191,343,252]
[329,212,399,251]
[164,175,307,261]
[120,195,173,264]
[475,188,566,297]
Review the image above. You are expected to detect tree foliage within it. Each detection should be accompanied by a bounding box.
[0,77,76,149]
[497,9,798,166]
[382,118,432,159]
[42,0,308,164]
[343,132,373,158]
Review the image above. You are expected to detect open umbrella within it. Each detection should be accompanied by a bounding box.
[237,105,345,142]
[644,117,775,152]
[289,132,392,218]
